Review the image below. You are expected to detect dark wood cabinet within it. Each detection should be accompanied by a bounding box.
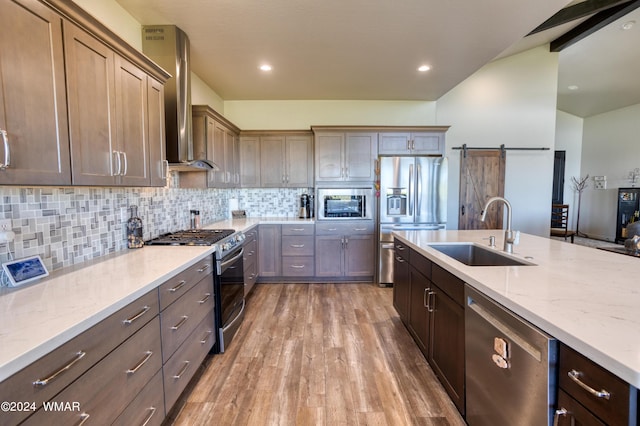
[555,389,606,426]
[392,240,410,323]
[615,187,640,243]
[392,243,465,416]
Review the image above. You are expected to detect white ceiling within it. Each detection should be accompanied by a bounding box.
[115,0,638,118]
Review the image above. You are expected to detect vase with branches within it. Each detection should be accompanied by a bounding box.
[571,175,589,237]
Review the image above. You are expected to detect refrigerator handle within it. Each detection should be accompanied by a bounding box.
[408,163,414,215]
[416,162,422,215]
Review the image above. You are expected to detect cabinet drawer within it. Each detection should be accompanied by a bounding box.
[244,227,258,242]
[158,256,213,310]
[160,276,214,363]
[555,389,605,426]
[409,248,432,279]
[394,238,409,262]
[24,317,162,426]
[431,264,464,306]
[316,221,373,235]
[282,256,315,276]
[559,344,632,425]
[282,235,315,256]
[0,289,159,425]
[282,223,315,235]
[243,238,258,265]
[113,369,165,426]
[163,310,215,411]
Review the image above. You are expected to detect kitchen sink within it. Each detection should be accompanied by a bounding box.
[428,243,534,266]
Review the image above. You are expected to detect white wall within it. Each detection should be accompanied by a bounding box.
[437,46,560,236]
[223,100,437,129]
[555,110,583,229]
[579,103,640,241]
[71,0,142,49]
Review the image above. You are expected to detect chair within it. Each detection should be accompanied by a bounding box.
[550,204,576,243]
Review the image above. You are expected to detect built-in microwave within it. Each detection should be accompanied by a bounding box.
[317,188,374,220]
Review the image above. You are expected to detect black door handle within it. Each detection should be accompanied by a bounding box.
[461,205,465,216]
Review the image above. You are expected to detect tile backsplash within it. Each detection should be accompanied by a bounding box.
[0,177,311,276]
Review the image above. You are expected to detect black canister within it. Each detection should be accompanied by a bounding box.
[299,194,309,219]
[308,194,314,218]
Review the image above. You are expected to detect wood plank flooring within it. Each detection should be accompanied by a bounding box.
[166,283,465,426]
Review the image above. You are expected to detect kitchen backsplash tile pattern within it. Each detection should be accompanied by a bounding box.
[0,180,311,278]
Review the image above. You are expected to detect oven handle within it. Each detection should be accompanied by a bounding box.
[222,298,245,333]
[217,248,244,275]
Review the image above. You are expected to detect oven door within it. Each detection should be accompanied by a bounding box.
[215,245,245,353]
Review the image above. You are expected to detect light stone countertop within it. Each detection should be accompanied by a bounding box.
[0,217,312,382]
[393,229,640,388]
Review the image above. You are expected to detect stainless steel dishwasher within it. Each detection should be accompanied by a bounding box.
[465,285,558,426]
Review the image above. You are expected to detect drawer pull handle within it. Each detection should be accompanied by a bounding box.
[173,361,190,379]
[291,265,306,269]
[553,408,567,426]
[197,264,210,273]
[567,369,611,400]
[200,330,213,344]
[33,351,86,387]
[292,228,305,231]
[141,407,157,426]
[169,280,186,293]
[291,244,305,248]
[198,293,211,304]
[395,244,405,250]
[353,228,367,231]
[126,351,153,375]
[395,256,405,263]
[123,305,150,325]
[78,412,90,426]
[327,228,337,231]
[171,316,189,330]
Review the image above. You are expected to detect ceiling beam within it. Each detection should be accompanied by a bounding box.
[550,0,640,51]
[529,0,629,35]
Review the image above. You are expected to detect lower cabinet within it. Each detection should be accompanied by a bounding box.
[556,343,637,425]
[0,257,217,426]
[315,222,375,281]
[243,227,259,296]
[258,224,282,277]
[393,240,465,415]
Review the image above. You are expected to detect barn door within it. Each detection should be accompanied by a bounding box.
[458,150,506,230]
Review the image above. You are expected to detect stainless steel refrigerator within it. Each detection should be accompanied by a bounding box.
[378,156,447,284]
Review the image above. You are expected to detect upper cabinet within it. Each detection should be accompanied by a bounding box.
[0,0,169,187]
[314,131,378,184]
[239,131,313,188]
[191,105,241,188]
[378,131,447,156]
[0,0,71,185]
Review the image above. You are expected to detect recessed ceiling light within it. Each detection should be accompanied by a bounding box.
[622,20,635,30]
[259,64,272,72]
[417,65,431,72]
[568,85,579,91]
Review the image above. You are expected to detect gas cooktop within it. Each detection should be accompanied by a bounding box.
[597,245,640,258]
[146,229,236,246]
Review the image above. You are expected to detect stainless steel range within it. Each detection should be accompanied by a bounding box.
[147,228,246,353]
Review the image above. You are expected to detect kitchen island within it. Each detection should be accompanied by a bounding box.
[392,229,640,388]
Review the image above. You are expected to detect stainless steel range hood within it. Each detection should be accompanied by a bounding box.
[142,25,218,172]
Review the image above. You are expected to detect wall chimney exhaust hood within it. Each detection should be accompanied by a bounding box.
[141,25,218,172]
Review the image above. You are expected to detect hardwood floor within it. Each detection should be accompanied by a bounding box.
[166,283,465,426]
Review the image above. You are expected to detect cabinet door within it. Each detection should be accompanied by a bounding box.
[392,250,410,324]
[223,127,238,187]
[65,22,117,186]
[378,133,411,155]
[260,136,285,187]
[411,132,444,155]
[344,133,376,181]
[147,77,167,186]
[315,235,344,277]
[315,133,344,181]
[239,136,260,187]
[429,284,465,414]
[208,118,225,187]
[0,0,71,185]
[115,56,149,186]
[344,233,375,277]
[408,266,431,356]
[286,135,312,187]
[258,224,281,277]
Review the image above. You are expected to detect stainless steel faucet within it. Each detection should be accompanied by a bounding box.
[481,196,515,253]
